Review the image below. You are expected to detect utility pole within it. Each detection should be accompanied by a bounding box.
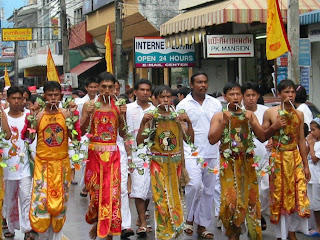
[115,0,123,80]
[14,10,19,86]
[60,0,70,79]
[287,0,300,84]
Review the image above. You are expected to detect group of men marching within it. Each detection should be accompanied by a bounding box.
[0,70,317,240]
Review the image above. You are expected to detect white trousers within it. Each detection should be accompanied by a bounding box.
[4,177,32,234]
[274,213,308,239]
[129,159,152,200]
[185,157,217,228]
[213,170,221,217]
[38,226,63,240]
[120,149,131,230]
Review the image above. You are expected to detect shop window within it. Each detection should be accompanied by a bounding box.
[170,68,189,88]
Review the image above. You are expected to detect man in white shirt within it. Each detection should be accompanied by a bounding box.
[3,87,33,239]
[176,72,222,238]
[77,77,98,117]
[114,80,134,238]
[77,77,98,197]
[126,79,155,237]
[242,82,270,230]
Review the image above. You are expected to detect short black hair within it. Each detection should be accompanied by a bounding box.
[85,77,98,87]
[241,82,260,94]
[7,86,23,98]
[43,81,61,93]
[277,79,295,93]
[72,90,81,97]
[295,85,307,103]
[134,79,152,91]
[172,89,179,97]
[190,71,208,84]
[223,81,241,95]
[29,94,43,104]
[154,85,173,98]
[19,86,31,99]
[97,72,116,84]
[178,87,190,98]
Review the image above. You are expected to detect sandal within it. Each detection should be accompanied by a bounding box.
[4,232,15,238]
[136,226,147,237]
[146,225,152,232]
[261,216,267,231]
[183,223,193,236]
[80,190,88,197]
[121,228,134,238]
[197,230,214,239]
[24,232,35,240]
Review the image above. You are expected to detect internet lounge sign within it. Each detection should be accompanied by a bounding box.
[207,34,254,58]
[134,37,195,68]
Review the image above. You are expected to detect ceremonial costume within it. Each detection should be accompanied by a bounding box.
[28,110,71,237]
[149,116,184,239]
[4,111,32,235]
[270,109,310,238]
[219,112,262,240]
[176,93,221,228]
[85,103,121,238]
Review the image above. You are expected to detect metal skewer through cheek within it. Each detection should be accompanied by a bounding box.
[282,99,295,110]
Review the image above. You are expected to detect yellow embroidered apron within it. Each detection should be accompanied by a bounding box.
[270,109,310,224]
[219,113,262,240]
[150,118,184,240]
[29,111,71,233]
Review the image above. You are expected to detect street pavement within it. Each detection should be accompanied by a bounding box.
[8,172,316,240]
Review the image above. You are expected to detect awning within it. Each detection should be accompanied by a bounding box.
[300,9,320,25]
[60,60,101,80]
[18,54,63,70]
[160,0,320,46]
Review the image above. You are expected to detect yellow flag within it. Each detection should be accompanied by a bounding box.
[46,48,60,83]
[266,0,291,60]
[104,25,113,73]
[4,67,11,87]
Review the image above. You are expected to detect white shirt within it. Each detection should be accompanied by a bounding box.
[252,104,269,164]
[308,141,320,184]
[297,103,313,130]
[77,94,98,119]
[176,93,222,158]
[3,112,30,180]
[126,101,155,164]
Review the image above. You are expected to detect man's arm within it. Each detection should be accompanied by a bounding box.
[297,111,310,182]
[118,104,127,138]
[80,101,94,136]
[176,113,194,143]
[208,112,225,145]
[1,108,11,140]
[136,113,153,145]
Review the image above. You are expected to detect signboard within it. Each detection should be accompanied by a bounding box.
[0,62,13,71]
[276,52,288,66]
[206,34,254,58]
[1,47,14,58]
[24,67,47,77]
[134,37,195,68]
[300,66,310,94]
[2,28,33,41]
[299,38,311,66]
[308,23,320,43]
[277,53,288,84]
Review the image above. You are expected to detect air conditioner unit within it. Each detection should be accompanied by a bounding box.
[64,73,78,88]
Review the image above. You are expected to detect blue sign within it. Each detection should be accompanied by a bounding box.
[277,66,288,84]
[300,66,310,94]
[299,39,311,66]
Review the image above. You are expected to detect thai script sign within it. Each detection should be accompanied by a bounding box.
[2,28,33,41]
[134,37,195,68]
[207,34,254,58]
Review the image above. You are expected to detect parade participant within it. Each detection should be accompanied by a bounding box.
[242,82,270,230]
[295,85,313,130]
[77,77,98,197]
[3,87,33,239]
[136,85,194,239]
[22,81,79,240]
[176,72,221,239]
[0,96,11,239]
[262,79,310,240]
[306,118,320,237]
[113,80,134,238]
[28,86,37,95]
[19,86,31,113]
[126,79,155,236]
[208,82,284,240]
[77,77,98,117]
[81,72,126,240]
